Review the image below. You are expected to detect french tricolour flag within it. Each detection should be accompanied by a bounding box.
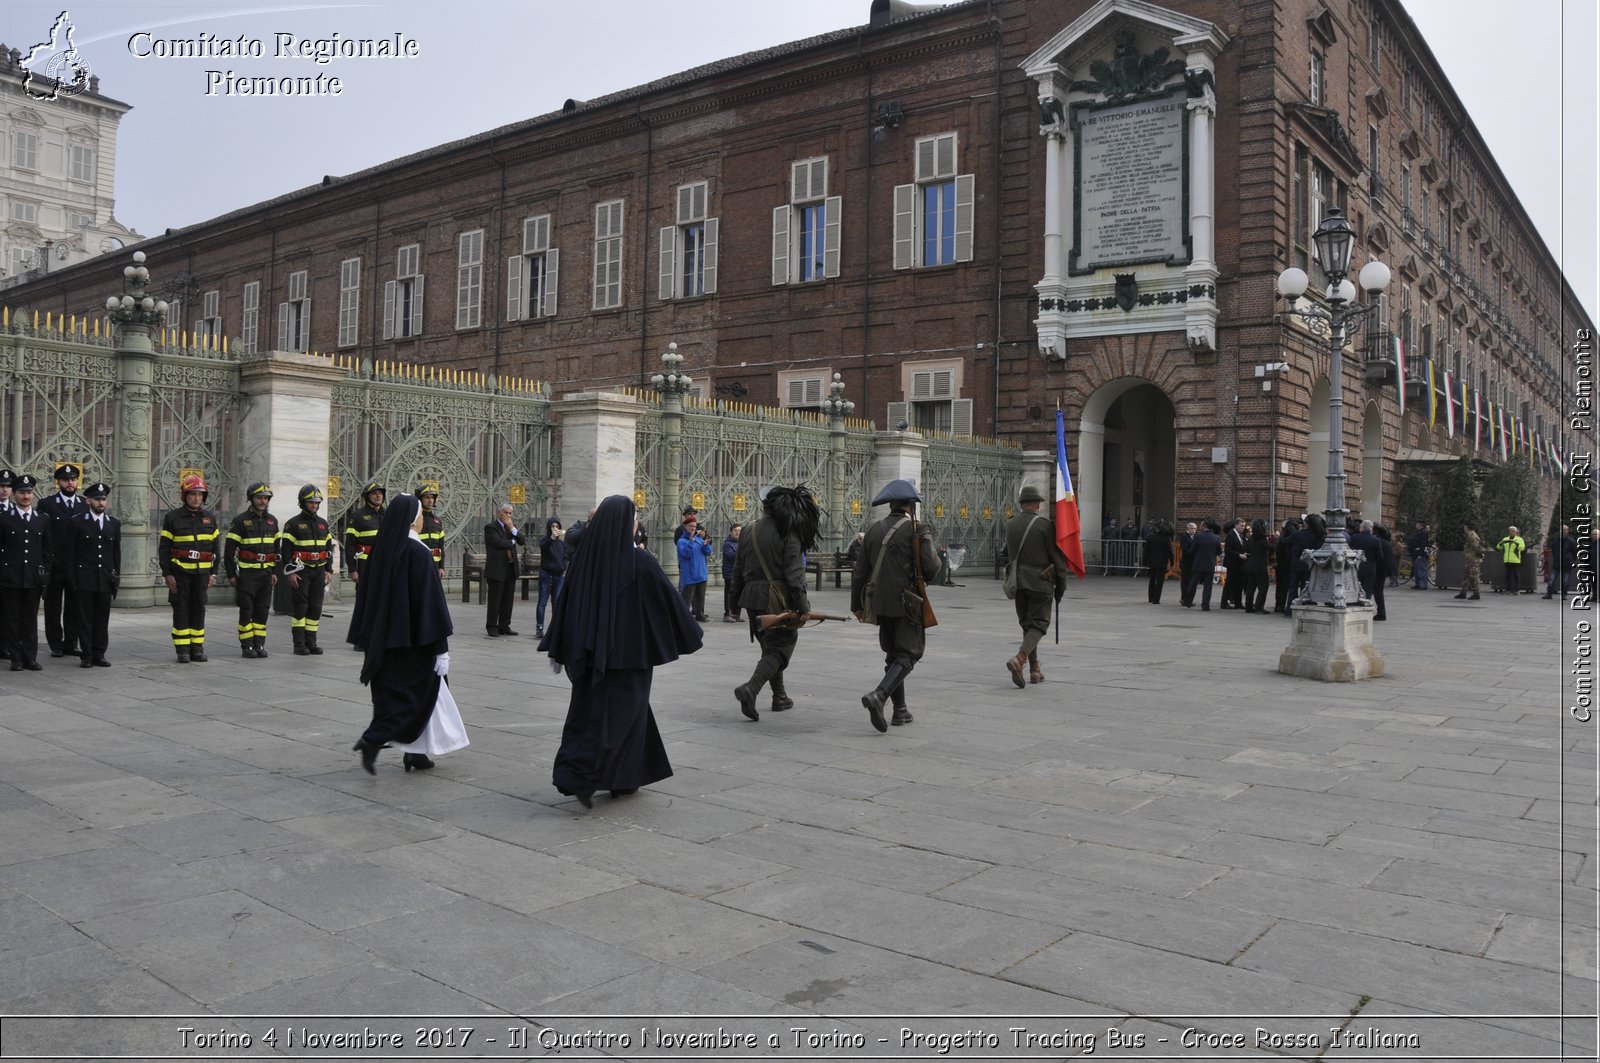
[1054,410,1086,580]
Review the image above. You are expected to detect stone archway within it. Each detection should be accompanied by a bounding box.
[1078,378,1178,538]
[1308,375,1331,514]
[1361,401,1385,524]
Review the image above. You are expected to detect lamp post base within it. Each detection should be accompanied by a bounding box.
[1278,602,1385,682]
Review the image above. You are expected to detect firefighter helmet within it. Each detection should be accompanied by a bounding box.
[245,481,273,499]
[179,474,209,499]
[415,483,439,498]
[298,484,323,505]
[362,481,386,499]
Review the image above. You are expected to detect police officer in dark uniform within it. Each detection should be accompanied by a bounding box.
[344,481,386,587]
[727,484,818,721]
[224,482,281,658]
[38,462,85,658]
[280,484,336,655]
[65,481,120,667]
[159,474,221,663]
[417,484,446,580]
[0,468,16,514]
[0,475,51,670]
[851,479,941,732]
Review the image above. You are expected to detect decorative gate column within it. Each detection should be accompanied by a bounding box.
[822,372,856,552]
[873,429,928,503]
[106,252,167,608]
[651,342,693,581]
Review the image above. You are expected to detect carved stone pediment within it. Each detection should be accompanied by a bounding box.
[1398,129,1420,158]
[1419,157,1439,184]
[1418,272,1439,298]
[1307,4,1339,47]
[1396,253,1419,280]
[1287,103,1364,174]
[1365,85,1389,118]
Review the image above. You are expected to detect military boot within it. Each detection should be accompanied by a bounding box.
[769,671,794,713]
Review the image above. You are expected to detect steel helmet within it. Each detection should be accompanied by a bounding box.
[298,484,323,505]
[245,481,273,499]
[179,474,209,499]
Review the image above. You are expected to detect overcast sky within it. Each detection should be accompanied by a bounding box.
[3,0,1593,321]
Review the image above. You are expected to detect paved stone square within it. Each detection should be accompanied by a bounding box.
[0,575,1593,1060]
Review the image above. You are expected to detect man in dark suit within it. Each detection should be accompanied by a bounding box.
[38,462,84,658]
[483,502,522,637]
[1347,519,1385,620]
[1187,520,1223,611]
[0,475,51,670]
[1221,518,1248,608]
[1177,522,1197,605]
[66,481,120,666]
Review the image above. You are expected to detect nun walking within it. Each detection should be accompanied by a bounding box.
[351,494,464,774]
[540,495,702,808]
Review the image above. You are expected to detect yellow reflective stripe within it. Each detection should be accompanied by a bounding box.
[348,527,378,539]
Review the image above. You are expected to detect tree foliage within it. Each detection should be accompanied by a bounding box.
[1395,474,1433,532]
[1481,456,1542,548]
[1434,457,1479,551]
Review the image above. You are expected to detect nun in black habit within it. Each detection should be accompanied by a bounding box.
[352,494,455,774]
[538,494,702,808]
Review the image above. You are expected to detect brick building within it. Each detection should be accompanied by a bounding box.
[4,0,1589,529]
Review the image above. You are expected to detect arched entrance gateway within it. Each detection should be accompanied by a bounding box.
[1077,379,1177,538]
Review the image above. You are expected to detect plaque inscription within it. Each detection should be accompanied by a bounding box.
[1073,91,1189,272]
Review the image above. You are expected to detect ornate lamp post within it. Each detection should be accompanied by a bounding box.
[650,341,692,580]
[105,252,168,607]
[1276,208,1391,680]
[820,372,855,553]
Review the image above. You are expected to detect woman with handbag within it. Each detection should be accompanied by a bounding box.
[851,479,942,732]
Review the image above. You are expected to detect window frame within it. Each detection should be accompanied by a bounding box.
[593,199,624,310]
[456,229,484,330]
[508,213,559,321]
[338,257,361,347]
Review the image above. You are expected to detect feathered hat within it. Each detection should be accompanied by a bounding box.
[761,483,820,553]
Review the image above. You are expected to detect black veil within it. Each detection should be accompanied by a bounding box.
[358,493,453,685]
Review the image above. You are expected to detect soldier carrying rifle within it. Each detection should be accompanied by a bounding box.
[727,484,820,722]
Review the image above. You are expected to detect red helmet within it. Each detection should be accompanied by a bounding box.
[180,474,209,499]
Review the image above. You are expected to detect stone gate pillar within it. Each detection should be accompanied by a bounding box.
[555,390,641,523]
[238,350,347,505]
[872,430,928,504]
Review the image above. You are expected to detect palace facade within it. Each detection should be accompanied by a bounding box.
[4,0,1589,528]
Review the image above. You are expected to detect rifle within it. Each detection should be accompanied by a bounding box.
[757,610,852,631]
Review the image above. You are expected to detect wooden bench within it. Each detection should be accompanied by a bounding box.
[461,549,539,604]
[806,551,852,590]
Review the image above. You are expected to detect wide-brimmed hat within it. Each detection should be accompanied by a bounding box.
[1018,484,1046,504]
[871,478,922,505]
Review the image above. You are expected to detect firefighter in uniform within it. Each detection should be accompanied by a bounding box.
[417,484,446,580]
[65,481,120,668]
[224,482,281,659]
[38,462,85,659]
[159,474,221,663]
[281,484,335,655]
[0,475,51,670]
[344,481,386,586]
[851,479,942,732]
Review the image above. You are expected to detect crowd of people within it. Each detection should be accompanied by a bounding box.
[1115,512,1595,615]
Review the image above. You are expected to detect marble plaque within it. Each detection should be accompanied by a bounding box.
[1074,93,1187,271]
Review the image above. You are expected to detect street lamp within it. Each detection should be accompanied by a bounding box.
[1276,208,1390,681]
[821,372,856,553]
[652,341,693,580]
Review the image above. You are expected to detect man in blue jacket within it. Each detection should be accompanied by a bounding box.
[676,513,713,621]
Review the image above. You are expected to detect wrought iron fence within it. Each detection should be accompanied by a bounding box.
[628,389,877,565]
[920,431,1024,567]
[328,359,559,566]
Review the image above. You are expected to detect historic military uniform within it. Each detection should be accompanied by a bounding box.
[64,481,120,667]
[1003,484,1069,687]
[224,482,281,658]
[851,478,941,732]
[727,484,817,721]
[417,484,446,578]
[1456,526,1484,600]
[159,474,221,662]
[280,484,336,655]
[0,475,51,669]
[343,482,386,585]
[37,462,85,658]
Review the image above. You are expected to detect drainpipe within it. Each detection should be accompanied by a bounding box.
[638,106,654,386]
[861,56,874,419]
[990,0,1003,438]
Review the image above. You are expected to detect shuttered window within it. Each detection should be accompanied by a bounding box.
[773,157,840,285]
[893,133,974,269]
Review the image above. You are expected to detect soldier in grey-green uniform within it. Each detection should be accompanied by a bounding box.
[851,479,941,733]
[1003,484,1070,687]
[1455,521,1484,600]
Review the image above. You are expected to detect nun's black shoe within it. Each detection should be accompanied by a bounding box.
[610,788,638,798]
[353,739,380,775]
[574,791,594,809]
[402,753,435,772]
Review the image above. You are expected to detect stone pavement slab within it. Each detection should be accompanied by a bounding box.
[0,576,1589,1059]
